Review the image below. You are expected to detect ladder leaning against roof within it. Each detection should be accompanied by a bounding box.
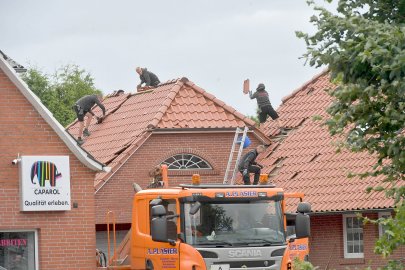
[223,126,249,184]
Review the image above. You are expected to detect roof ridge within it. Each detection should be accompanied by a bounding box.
[158,78,180,86]
[94,132,152,193]
[281,69,329,104]
[102,79,180,99]
[147,79,185,129]
[105,90,126,98]
[184,80,257,127]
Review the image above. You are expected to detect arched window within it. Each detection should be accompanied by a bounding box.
[162,154,212,170]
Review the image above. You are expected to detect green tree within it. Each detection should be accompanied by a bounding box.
[22,65,102,127]
[247,106,261,125]
[297,0,404,268]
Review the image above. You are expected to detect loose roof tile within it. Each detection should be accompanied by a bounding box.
[257,71,394,213]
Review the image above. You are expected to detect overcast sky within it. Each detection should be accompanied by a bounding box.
[1,0,328,116]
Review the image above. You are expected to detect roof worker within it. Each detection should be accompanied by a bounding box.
[72,94,106,145]
[250,83,283,133]
[238,145,266,185]
[136,67,160,89]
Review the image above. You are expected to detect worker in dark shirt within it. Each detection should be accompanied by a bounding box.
[136,67,160,89]
[73,94,106,145]
[250,83,282,132]
[238,145,266,185]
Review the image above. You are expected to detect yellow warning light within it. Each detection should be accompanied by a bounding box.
[259,174,269,185]
[192,174,201,185]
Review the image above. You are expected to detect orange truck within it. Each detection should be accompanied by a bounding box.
[103,176,311,270]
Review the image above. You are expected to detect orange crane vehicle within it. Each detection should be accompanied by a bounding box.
[100,166,311,270]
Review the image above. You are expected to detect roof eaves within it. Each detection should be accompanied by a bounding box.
[185,81,257,127]
[281,69,329,104]
[0,55,107,172]
[252,129,272,145]
[94,132,152,193]
[310,206,394,215]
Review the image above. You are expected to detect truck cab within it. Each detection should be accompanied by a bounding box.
[129,183,311,270]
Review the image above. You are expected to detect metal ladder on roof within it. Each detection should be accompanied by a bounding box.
[223,127,249,184]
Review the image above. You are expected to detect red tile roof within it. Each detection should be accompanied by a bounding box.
[67,78,268,191]
[257,71,393,212]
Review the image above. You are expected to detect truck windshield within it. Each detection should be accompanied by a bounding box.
[183,200,285,247]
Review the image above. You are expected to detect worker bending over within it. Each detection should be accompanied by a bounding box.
[73,94,106,145]
[238,145,266,185]
[136,67,160,89]
[250,83,282,132]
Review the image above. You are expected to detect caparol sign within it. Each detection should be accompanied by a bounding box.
[20,156,71,211]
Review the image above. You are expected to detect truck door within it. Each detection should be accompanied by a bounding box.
[145,199,180,270]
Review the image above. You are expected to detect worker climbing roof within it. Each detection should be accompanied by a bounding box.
[136,67,160,89]
[66,77,270,191]
[247,81,283,132]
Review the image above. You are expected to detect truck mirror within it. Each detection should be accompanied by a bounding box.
[189,201,201,215]
[151,217,168,243]
[295,213,310,239]
[297,202,311,213]
[151,205,167,217]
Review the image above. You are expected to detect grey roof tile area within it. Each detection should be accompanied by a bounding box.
[0,50,27,73]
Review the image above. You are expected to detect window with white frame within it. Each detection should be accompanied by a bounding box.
[343,214,364,258]
[0,230,38,270]
[378,212,392,238]
[162,154,212,170]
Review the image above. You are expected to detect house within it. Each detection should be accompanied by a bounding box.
[256,71,404,269]
[66,77,270,252]
[0,51,108,269]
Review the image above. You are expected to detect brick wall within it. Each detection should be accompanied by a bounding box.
[95,132,262,224]
[0,69,97,269]
[310,213,405,269]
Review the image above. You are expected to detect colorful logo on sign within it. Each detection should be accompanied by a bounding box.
[30,161,62,187]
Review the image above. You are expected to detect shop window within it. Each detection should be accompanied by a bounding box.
[162,154,212,170]
[378,212,392,238]
[0,230,37,270]
[343,215,364,258]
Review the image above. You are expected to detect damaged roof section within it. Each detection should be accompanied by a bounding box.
[67,77,266,191]
[0,50,106,172]
[257,71,393,213]
[0,50,27,73]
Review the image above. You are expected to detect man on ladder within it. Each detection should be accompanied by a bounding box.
[238,145,266,185]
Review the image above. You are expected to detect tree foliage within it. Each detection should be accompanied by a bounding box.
[22,65,102,127]
[297,0,404,267]
[247,106,261,125]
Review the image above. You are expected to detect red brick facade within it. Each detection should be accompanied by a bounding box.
[95,132,261,224]
[310,213,405,269]
[0,69,98,269]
